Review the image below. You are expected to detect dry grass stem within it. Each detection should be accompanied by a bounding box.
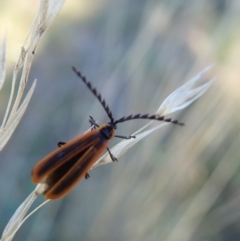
[0,36,6,90]
[92,66,215,168]
[0,0,66,151]
[1,185,47,241]
[0,0,66,240]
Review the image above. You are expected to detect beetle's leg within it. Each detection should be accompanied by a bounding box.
[107,147,118,162]
[115,134,136,139]
[85,173,90,179]
[58,142,66,147]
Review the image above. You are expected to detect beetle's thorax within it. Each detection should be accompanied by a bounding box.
[99,124,115,140]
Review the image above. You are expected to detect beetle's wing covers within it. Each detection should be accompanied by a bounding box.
[32,129,101,183]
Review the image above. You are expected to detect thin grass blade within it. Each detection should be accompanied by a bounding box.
[0,36,7,91]
[0,80,36,150]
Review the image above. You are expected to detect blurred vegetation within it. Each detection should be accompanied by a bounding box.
[0,0,240,241]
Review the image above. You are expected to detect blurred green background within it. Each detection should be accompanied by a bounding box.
[0,0,240,241]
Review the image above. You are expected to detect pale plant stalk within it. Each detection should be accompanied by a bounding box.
[0,65,214,241]
[0,0,66,241]
[0,0,66,151]
[0,36,6,91]
[92,66,215,168]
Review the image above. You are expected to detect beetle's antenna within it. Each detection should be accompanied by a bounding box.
[72,67,115,123]
[114,114,184,126]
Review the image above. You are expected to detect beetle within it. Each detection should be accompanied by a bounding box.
[31,67,184,199]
